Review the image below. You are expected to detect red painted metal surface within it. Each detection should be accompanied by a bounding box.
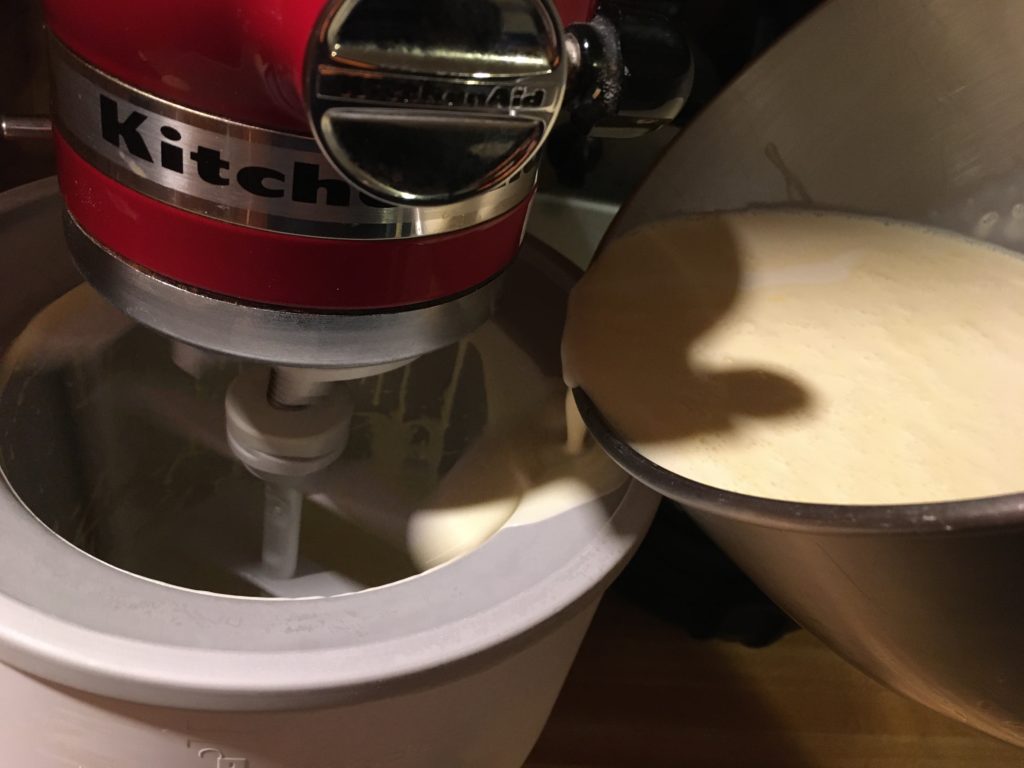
[44,0,320,133]
[56,132,529,310]
[45,0,595,134]
[554,0,597,24]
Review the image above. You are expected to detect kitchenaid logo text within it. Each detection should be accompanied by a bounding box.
[51,37,537,238]
[321,75,548,110]
[98,95,391,209]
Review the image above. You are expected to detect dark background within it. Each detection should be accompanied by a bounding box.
[0,0,52,190]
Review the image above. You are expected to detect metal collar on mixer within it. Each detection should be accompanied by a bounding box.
[64,211,504,368]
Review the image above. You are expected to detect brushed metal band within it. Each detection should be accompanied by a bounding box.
[64,211,503,367]
[50,37,535,240]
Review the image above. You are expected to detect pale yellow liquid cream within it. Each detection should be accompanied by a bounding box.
[562,211,1024,504]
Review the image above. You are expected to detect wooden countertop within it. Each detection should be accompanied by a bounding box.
[528,591,1021,767]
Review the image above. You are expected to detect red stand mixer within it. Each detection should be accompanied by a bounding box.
[30,0,691,586]
[44,0,688,369]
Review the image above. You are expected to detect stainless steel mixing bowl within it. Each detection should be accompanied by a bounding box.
[580,0,1024,747]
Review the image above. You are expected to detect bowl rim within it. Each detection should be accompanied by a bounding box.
[575,388,1024,536]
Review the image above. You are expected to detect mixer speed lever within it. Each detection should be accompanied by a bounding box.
[0,116,52,139]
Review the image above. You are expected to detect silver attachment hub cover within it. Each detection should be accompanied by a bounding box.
[307,0,567,206]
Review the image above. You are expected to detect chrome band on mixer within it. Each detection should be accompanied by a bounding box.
[49,38,536,240]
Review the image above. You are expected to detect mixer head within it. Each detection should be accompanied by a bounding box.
[42,0,691,371]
